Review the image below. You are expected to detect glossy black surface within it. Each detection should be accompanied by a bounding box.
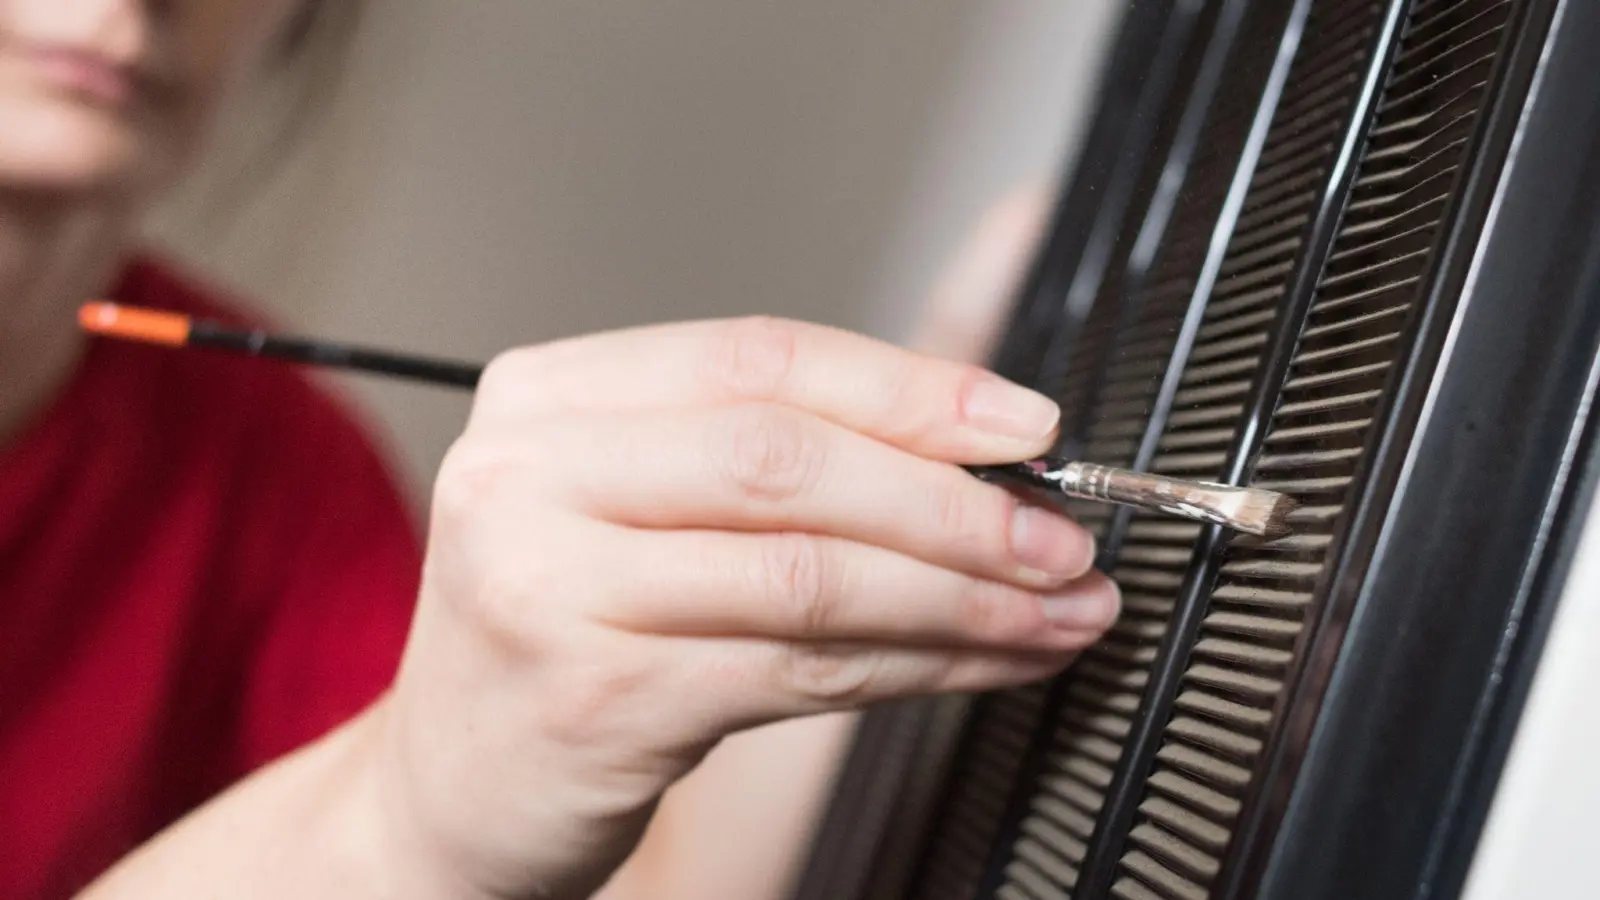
[1256,0,1600,896]
[993,0,1205,389]
[974,0,1271,894]
[886,3,1241,897]
[793,0,1600,896]
[789,5,1209,899]
[1204,0,1413,893]
[1064,0,1311,894]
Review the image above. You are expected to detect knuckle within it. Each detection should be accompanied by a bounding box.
[930,478,979,540]
[472,344,587,423]
[761,534,836,634]
[954,581,1035,644]
[718,405,822,503]
[432,439,521,526]
[877,357,946,444]
[425,548,568,686]
[951,364,994,428]
[537,655,652,751]
[458,564,548,650]
[933,478,1012,557]
[473,348,540,410]
[429,443,564,643]
[705,316,799,401]
[777,643,880,707]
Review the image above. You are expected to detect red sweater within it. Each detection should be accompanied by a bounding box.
[0,258,421,898]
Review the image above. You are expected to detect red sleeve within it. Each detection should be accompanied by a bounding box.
[226,377,423,777]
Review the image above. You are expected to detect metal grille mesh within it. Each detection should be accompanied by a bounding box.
[1112,2,1514,898]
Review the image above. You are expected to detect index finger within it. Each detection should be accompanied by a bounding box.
[474,316,1060,464]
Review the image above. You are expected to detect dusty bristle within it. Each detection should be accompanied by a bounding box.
[1235,489,1299,540]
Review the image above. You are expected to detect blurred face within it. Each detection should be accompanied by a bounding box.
[0,0,301,199]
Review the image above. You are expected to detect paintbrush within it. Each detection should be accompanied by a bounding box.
[77,301,1298,539]
[969,459,1296,540]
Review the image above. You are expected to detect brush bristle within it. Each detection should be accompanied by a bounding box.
[1233,489,1299,539]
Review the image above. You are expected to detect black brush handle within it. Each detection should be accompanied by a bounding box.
[188,315,1059,493]
[963,461,1056,490]
[189,321,484,388]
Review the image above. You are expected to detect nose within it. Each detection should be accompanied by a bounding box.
[98,1,150,65]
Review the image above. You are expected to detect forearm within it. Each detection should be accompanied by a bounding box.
[78,702,479,900]
[594,712,860,900]
[81,704,852,900]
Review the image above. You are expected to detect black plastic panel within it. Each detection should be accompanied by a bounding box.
[793,0,1591,897]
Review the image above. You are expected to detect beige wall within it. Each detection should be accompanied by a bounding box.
[146,0,1117,504]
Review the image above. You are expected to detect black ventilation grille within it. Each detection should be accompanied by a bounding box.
[898,4,1236,894]
[1104,2,1393,897]
[989,1,1300,896]
[875,0,1535,898]
[1114,1,1515,899]
[1050,280,1138,506]
[1031,1,1233,454]
[902,686,1052,900]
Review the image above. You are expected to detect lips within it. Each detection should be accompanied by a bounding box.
[14,42,142,106]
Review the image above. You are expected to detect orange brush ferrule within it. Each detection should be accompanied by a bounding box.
[78,301,192,347]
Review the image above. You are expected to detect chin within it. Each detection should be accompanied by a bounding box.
[0,92,167,199]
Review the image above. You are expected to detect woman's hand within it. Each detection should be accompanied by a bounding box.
[374,316,1118,899]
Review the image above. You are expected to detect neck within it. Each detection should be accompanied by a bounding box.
[0,192,134,447]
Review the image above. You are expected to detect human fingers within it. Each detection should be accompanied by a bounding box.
[471,316,1059,464]
[589,526,1120,651]
[513,404,1096,589]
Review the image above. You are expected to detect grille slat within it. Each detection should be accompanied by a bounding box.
[1200,283,1287,320]
[1233,187,1319,235]
[1120,850,1209,900]
[1174,690,1273,733]
[1228,215,1320,263]
[1129,823,1221,882]
[1142,796,1233,852]
[1215,232,1309,279]
[1210,257,1297,297]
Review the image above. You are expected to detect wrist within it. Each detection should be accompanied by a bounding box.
[321,699,535,900]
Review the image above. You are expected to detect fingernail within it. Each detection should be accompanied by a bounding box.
[964,375,1060,441]
[1041,580,1121,629]
[1011,505,1094,581]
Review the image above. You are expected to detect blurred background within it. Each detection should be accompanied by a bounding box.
[144,0,1118,507]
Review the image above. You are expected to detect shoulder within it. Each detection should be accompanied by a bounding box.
[108,256,423,771]
[109,252,419,528]
[113,252,281,328]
